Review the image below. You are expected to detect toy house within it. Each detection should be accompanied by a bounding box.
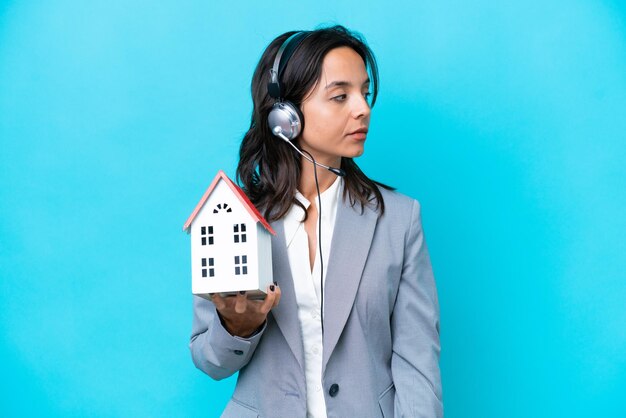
[183,170,275,300]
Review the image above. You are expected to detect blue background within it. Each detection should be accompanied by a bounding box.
[1,1,625,417]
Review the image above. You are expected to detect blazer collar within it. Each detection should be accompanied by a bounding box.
[269,195,379,376]
[269,219,305,373]
[322,196,378,374]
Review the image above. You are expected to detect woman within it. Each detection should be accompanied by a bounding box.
[190,25,442,418]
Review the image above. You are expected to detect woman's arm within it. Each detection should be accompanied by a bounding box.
[391,199,443,417]
[189,287,280,380]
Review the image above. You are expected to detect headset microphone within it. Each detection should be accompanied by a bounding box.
[272,127,346,177]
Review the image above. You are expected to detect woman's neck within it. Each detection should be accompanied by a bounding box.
[298,157,341,203]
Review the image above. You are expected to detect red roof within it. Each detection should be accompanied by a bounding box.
[183,170,275,235]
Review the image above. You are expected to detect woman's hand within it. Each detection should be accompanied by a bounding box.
[210,283,281,338]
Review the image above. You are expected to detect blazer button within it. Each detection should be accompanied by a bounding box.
[328,383,339,397]
[233,349,244,356]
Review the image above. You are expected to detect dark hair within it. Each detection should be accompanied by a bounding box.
[236,24,393,222]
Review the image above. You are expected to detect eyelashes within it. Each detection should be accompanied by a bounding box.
[332,92,372,102]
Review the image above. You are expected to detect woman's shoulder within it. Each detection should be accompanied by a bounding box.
[374,186,425,235]
[376,185,421,214]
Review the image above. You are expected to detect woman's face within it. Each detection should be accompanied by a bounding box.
[298,46,372,165]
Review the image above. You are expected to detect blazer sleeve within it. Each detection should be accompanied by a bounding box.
[189,295,266,380]
[391,199,443,417]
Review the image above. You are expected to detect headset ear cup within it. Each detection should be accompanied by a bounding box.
[268,101,304,141]
[286,100,305,136]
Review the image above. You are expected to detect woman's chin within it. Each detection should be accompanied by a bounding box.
[345,145,365,158]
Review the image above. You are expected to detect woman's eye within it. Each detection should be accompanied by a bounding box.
[331,92,371,103]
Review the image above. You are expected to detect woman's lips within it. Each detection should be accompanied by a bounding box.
[347,132,367,140]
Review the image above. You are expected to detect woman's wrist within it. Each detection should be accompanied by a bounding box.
[217,310,265,338]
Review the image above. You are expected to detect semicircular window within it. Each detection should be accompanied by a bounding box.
[213,203,233,214]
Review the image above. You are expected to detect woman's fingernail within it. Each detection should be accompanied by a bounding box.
[270,285,275,292]
[239,291,246,295]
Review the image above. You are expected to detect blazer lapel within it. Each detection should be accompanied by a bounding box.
[269,219,305,372]
[322,197,379,374]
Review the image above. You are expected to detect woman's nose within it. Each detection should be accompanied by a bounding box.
[352,95,371,119]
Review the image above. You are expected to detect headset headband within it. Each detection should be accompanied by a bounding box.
[268,31,310,100]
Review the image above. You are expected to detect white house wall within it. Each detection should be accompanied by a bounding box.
[190,179,261,295]
[256,223,274,292]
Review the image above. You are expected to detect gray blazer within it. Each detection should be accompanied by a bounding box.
[190,188,443,418]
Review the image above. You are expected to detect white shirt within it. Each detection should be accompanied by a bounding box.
[283,176,343,418]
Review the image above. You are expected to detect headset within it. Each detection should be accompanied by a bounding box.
[267,31,308,141]
[267,31,345,177]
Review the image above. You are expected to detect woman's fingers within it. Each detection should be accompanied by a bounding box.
[234,291,247,314]
[210,293,226,310]
[272,284,282,309]
[212,284,280,317]
[259,284,277,314]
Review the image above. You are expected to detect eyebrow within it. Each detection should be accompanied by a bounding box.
[325,78,371,90]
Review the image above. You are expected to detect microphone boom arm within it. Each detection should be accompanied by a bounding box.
[273,127,345,177]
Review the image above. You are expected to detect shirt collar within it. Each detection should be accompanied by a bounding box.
[283,176,343,247]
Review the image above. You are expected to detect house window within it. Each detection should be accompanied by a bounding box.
[200,226,214,246]
[213,203,233,214]
[201,257,214,278]
[233,223,247,243]
[234,255,248,275]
